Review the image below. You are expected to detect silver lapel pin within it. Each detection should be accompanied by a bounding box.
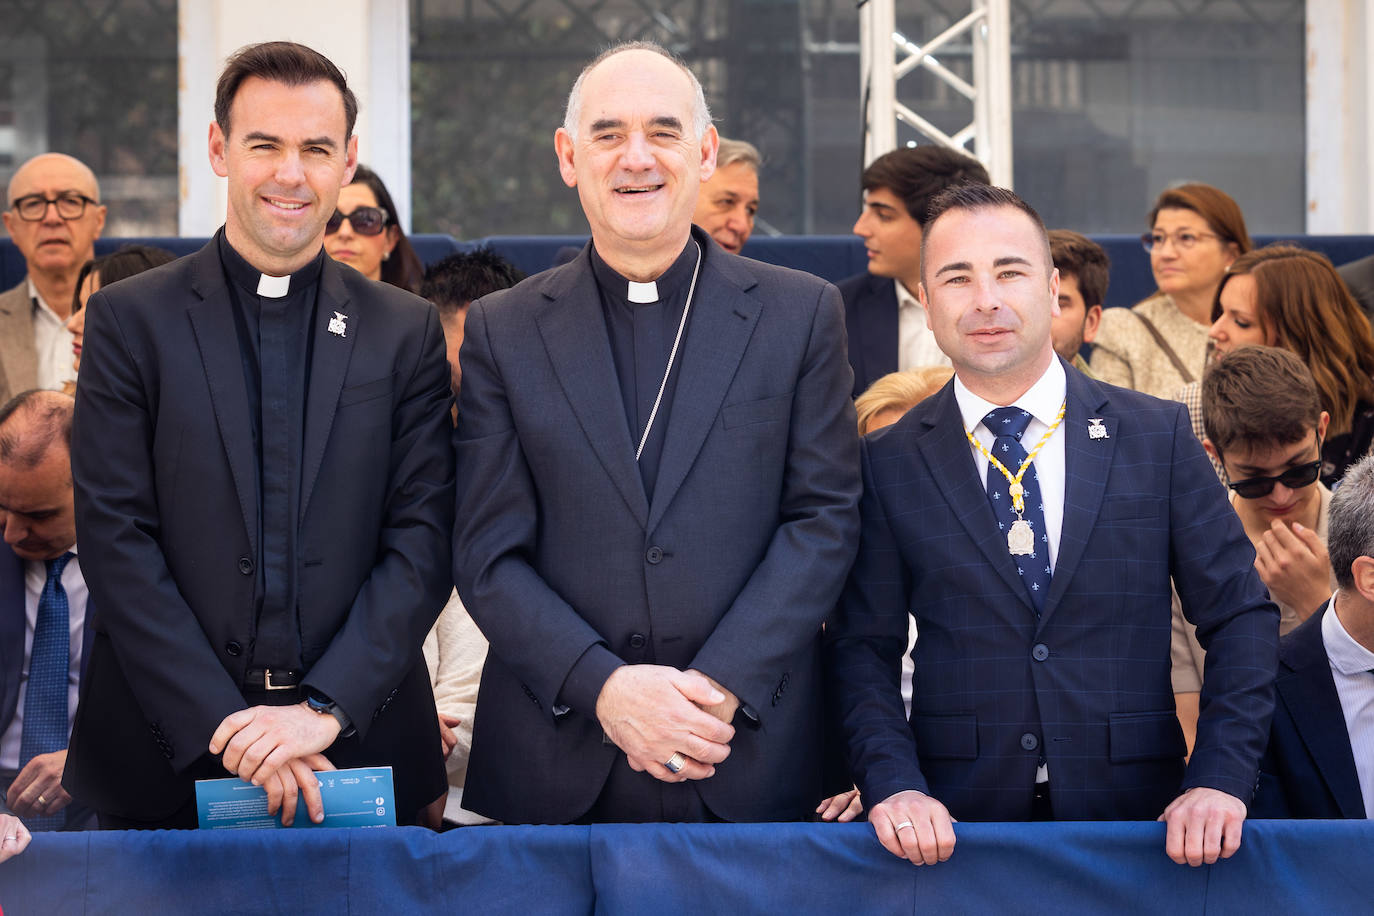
[328,311,348,338]
[1087,417,1109,440]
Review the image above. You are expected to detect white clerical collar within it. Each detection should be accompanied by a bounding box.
[257,273,291,298]
[954,355,1067,433]
[627,280,658,304]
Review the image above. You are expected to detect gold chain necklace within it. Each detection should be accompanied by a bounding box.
[965,400,1067,555]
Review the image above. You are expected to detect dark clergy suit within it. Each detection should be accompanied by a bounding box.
[453,236,861,824]
[0,544,94,825]
[1252,602,1366,819]
[63,239,455,823]
[837,272,898,399]
[829,362,1278,821]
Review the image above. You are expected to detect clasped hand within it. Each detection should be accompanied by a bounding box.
[595,665,736,783]
[208,703,340,825]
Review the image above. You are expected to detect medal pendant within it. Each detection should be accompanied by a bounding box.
[1007,519,1035,556]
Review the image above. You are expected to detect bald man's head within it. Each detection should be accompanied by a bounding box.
[3,152,106,281]
[0,390,76,561]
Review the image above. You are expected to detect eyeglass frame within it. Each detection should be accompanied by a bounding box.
[10,192,101,222]
[1218,435,1324,499]
[325,206,390,237]
[1139,229,1225,253]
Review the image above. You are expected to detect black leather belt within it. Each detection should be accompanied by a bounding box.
[243,668,303,691]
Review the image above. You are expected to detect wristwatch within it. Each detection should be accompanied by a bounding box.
[304,688,355,738]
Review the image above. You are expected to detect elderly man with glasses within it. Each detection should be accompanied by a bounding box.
[0,154,107,402]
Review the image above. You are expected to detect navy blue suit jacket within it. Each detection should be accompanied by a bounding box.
[1253,602,1366,818]
[837,272,898,399]
[0,544,95,824]
[828,362,1278,821]
[454,234,861,824]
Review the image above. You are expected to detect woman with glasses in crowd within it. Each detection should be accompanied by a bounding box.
[324,164,424,293]
[1090,182,1252,399]
[1197,244,1374,487]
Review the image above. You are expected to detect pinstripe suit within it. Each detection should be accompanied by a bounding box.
[829,359,1279,821]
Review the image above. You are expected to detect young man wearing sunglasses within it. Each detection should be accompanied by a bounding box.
[1171,345,1334,750]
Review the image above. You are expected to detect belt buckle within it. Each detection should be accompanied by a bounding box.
[262,668,295,691]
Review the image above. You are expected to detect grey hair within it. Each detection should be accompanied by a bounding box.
[562,41,713,142]
[716,137,761,172]
[1328,455,1374,590]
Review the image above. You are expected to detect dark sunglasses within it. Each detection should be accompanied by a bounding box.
[326,206,388,236]
[1224,456,1322,499]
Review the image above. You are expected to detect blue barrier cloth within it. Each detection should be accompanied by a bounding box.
[2,821,1370,914]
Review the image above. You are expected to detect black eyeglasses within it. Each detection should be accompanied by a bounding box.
[326,206,388,236]
[11,192,99,221]
[1221,440,1324,499]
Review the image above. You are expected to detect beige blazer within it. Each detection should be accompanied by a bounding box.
[0,280,37,406]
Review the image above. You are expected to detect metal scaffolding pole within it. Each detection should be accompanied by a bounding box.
[860,0,1013,187]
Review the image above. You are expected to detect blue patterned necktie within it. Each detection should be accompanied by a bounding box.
[982,408,1051,615]
[19,552,74,831]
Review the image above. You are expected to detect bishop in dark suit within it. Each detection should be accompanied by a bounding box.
[452,41,860,824]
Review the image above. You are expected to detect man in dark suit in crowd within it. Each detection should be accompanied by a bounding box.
[1338,253,1374,326]
[838,147,988,397]
[828,184,1277,867]
[0,391,94,831]
[1254,454,1374,819]
[453,41,860,824]
[63,41,454,829]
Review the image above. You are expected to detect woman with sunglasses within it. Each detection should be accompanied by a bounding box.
[324,164,424,293]
[1090,183,1251,398]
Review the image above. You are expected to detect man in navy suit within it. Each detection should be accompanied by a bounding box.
[839,147,988,397]
[63,42,453,829]
[829,184,1277,867]
[1254,455,1374,819]
[453,41,860,824]
[0,390,93,830]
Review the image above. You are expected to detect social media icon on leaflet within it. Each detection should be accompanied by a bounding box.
[376,807,385,817]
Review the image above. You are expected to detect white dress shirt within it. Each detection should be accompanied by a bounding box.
[953,357,1068,571]
[895,280,952,371]
[29,280,78,391]
[1322,597,1374,819]
[0,547,88,771]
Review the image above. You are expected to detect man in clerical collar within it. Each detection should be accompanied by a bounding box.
[64,41,454,831]
[453,40,860,825]
[828,183,1277,868]
[0,153,106,402]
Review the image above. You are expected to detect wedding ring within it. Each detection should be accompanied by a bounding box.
[2,835,17,843]
[894,821,915,831]
[36,794,46,806]
[664,752,686,774]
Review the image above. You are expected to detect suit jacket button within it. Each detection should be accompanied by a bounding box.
[1032,644,1049,662]
[645,546,664,565]
[1021,732,1039,751]
[628,634,647,649]
[225,641,242,657]
[237,556,254,575]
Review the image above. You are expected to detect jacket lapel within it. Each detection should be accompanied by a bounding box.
[185,242,258,553]
[0,546,23,730]
[646,253,761,534]
[299,261,356,523]
[1281,605,1367,818]
[0,282,38,397]
[535,252,650,528]
[1040,364,1115,626]
[915,384,1032,609]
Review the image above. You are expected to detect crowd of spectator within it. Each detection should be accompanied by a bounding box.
[2,37,1373,874]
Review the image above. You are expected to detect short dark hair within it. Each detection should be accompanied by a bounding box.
[215,41,358,139]
[72,245,177,316]
[420,248,525,319]
[1328,455,1374,590]
[1201,345,1323,453]
[921,184,1050,283]
[1048,229,1110,308]
[0,389,74,469]
[348,164,424,294]
[860,147,990,226]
